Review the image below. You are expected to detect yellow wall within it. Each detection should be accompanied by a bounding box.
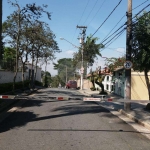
[131,72,150,100]
[77,79,93,89]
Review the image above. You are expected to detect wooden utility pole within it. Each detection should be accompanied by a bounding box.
[124,0,132,111]
[77,25,87,90]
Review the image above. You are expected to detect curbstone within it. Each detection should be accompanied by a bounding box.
[119,109,150,130]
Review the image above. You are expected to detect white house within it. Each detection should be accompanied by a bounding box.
[94,74,113,92]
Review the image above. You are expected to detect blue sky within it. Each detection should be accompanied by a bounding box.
[3,0,150,76]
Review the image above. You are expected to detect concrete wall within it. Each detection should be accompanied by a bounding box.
[0,67,41,84]
[77,79,93,89]
[113,69,150,100]
[131,72,150,100]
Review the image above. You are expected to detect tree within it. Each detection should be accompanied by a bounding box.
[2,1,57,92]
[105,56,125,72]
[42,71,52,87]
[131,12,150,109]
[53,58,77,86]
[2,47,16,70]
[72,35,104,76]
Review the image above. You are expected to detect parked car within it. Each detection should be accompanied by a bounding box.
[66,80,77,89]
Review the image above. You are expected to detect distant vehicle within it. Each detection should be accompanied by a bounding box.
[66,80,77,89]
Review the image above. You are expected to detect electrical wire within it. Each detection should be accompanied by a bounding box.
[101,7,150,47]
[83,0,99,25]
[87,0,106,27]
[91,0,123,37]
[77,0,90,26]
[103,28,126,47]
[101,0,149,43]
[70,0,90,53]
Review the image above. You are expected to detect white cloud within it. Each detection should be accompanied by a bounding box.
[116,47,125,54]
[65,50,75,55]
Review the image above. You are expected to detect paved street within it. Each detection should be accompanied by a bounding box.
[0,88,150,150]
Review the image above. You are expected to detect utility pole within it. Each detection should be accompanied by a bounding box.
[124,0,132,111]
[66,66,67,84]
[77,25,87,90]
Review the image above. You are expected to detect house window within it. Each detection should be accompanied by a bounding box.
[106,84,109,90]
[111,85,114,91]
[106,76,109,81]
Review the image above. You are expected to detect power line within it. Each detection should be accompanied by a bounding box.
[101,0,149,43]
[101,6,150,47]
[103,28,126,47]
[77,0,90,25]
[91,0,123,37]
[71,0,90,52]
[83,0,99,25]
[87,0,106,27]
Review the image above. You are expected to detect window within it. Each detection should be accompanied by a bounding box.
[106,84,109,90]
[106,76,109,81]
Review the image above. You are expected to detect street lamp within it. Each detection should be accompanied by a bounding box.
[60,37,84,90]
[60,37,79,49]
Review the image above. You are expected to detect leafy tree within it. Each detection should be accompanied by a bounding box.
[2,47,16,70]
[2,1,59,91]
[105,56,125,72]
[131,12,150,108]
[72,35,104,76]
[42,71,52,87]
[50,75,61,88]
[53,58,77,86]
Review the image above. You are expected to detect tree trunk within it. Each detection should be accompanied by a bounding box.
[22,63,25,91]
[33,59,38,89]
[144,70,150,100]
[144,70,150,110]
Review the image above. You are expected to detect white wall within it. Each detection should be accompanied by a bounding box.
[0,67,41,84]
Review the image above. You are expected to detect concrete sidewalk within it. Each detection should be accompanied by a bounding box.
[79,89,150,131]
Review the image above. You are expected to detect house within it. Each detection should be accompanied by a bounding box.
[113,67,150,100]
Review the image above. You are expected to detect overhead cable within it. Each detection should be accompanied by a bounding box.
[83,0,99,25]
[87,0,106,27]
[101,0,149,43]
[91,0,123,37]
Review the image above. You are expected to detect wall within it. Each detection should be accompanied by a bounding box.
[77,79,93,89]
[131,72,150,100]
[77,75,113,92]
[113,69,125,97]
[0,67,41,84]
[113,69,150,100]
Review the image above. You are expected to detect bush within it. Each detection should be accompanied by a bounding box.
[0,80,43,94]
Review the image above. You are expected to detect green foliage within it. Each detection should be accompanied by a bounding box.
[0,80,42,94]
[0,47,16,71]
[53,58,77,84]
[50,75,61,87]
[105,56,125,72]
[132,12,150,72]
[73,35,104,68]
[42,71,51,87]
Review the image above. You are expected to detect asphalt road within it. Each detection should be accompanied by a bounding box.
[0,88,150,150]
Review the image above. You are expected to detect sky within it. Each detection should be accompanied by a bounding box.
[2,0,150,76]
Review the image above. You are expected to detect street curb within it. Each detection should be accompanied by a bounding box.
[119,109,150,130]
[79,90,150,131]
